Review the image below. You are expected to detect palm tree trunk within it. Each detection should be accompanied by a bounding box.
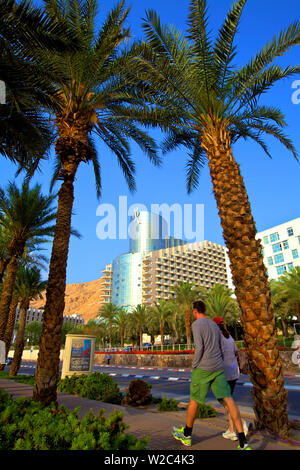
[160,322,164,350]
[0,256,18,340]
[4,297,19,357]
[184,306,191,349]
[139,329,143,350]
[33,172,77,406]
[281,318,289,338]
[201,122,289,437]
[0,257,9,284]
[10,301,29,376]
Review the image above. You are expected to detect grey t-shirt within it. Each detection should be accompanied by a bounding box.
[191,317,225,371]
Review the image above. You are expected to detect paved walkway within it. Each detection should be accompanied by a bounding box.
[1,378,300,451]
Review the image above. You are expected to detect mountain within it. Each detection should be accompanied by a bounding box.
[31,277,106,324]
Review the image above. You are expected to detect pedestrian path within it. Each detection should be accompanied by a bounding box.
[1,378,300,451]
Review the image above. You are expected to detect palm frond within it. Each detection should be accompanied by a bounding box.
[213,0,247,89]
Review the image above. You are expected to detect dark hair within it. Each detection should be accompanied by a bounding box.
[193,300,206,314]
[218,323,230,339]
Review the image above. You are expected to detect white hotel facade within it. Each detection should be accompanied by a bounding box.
[256,217,300,281]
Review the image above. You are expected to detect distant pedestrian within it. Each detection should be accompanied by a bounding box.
[172,301,251,450]
[213,317,249,441]
[106,354,111,365]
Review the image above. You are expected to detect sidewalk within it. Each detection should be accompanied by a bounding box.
[1,378,300,451]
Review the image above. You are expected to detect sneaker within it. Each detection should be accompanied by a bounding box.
[172,425,192,446]
[242,420,249,436]
[237,444,252,450]
[222,428,238,441]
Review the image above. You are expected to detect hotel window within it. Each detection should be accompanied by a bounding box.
[263,236,269,244]
[292,249,299,259]
[272,243,282,253]
[287,263,294,272]
[267,257,274,266]
[270,232,279,243]
[283,240,289,250]
[287,227,294,237]
[276,265,287,276]
[274,253,284,264]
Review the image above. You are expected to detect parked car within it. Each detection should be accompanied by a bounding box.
[123,346,133,351]
[6,357,12,366]
[142,343,152,348]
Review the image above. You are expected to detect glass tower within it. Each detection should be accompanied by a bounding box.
[129,211,168,254]
[111,211,185,309]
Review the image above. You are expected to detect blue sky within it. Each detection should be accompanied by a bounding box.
[1,0,300,284]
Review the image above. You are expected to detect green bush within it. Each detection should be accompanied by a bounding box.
[157,395,179,412]
[57,372,122,404]
[197,403,217,419]
[122,379,152,406]
[0,388,149,450]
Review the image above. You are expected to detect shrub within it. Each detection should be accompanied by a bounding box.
[57,372,122,404]
[196,403,217,419]
[122,379,152,407]
[157,395,179,412]
[0,388,149,450]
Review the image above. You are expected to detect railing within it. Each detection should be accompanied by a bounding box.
[96,343,196,353]
[96,341,246,352]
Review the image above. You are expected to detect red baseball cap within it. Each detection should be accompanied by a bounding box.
[213,317,224,325]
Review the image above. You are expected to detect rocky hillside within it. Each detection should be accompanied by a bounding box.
[31,277,105,324]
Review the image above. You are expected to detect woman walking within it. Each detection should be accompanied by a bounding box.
[213,317,249,441]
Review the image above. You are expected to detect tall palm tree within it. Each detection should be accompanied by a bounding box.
[0,182,56,341]
[170,281,199,349]
[10,266,46,376]
[98,302,120,350]
[32,0,161,406]
[150,300,174,349]
[132,0,300,436]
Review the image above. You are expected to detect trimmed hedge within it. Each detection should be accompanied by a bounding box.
[57,372,122,404]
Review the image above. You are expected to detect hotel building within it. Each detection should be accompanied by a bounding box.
[256,217,300,280]
[102,210,231,309]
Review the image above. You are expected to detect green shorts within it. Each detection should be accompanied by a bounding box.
[190,369,231,404]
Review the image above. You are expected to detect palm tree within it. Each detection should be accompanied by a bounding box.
[270,279,292,338]
[32,0,161,406]
[200,283,241,325]
[150,300,174,349]
[170,281,199,349]
[113,307,128,348]
[271,267,300,326]
[9,266,47,376]
[0,182,56,342]
[98,302,120,350]
[134,0,300,436]
[130,304,149,350]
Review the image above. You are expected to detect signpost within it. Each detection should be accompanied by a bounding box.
[61,334,96,379]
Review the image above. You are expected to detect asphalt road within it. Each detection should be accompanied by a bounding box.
[6,360,300,421]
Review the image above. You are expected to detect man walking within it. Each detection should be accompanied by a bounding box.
[172,300,251,450]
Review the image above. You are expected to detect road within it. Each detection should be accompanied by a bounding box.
[6,360,300,421]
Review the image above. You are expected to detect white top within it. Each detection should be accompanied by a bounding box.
[221,335,240,381]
